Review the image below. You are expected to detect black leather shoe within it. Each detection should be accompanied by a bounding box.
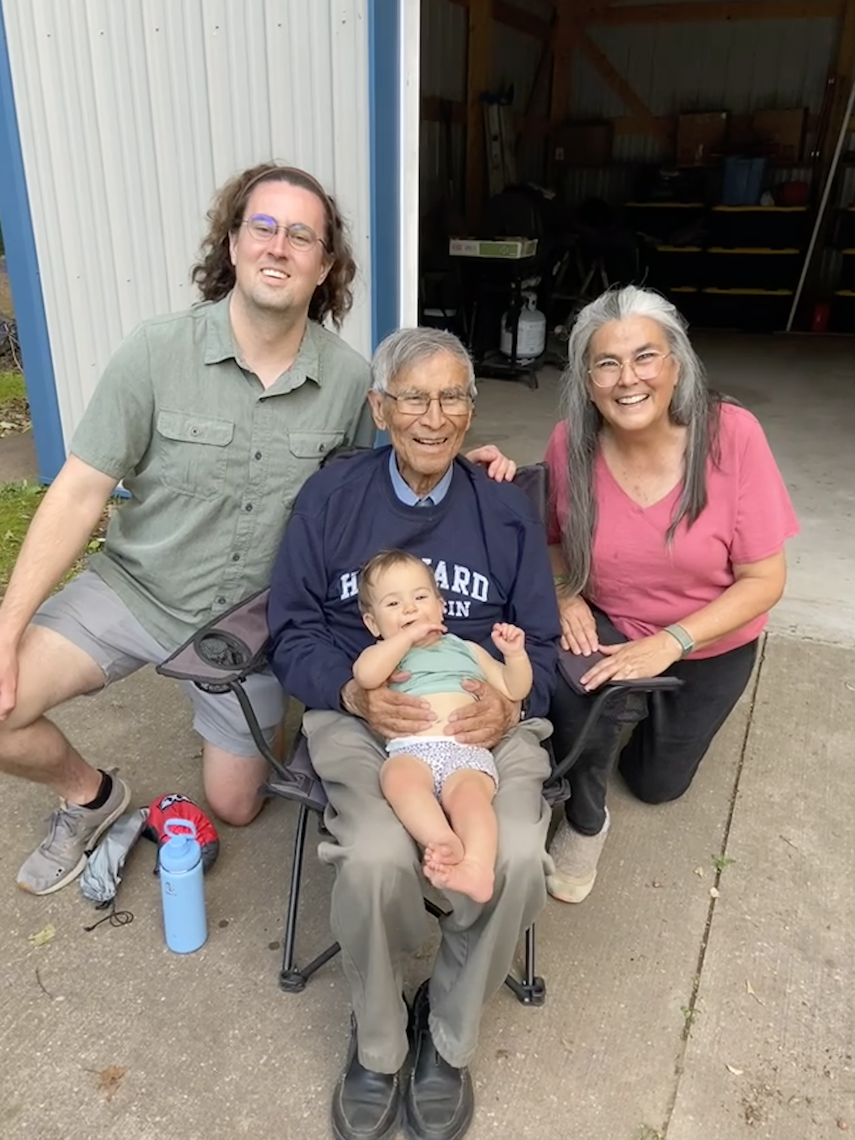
[332,1014,403,1140]
[405,981,475,1140]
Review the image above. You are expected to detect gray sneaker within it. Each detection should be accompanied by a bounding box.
[17,771,131,895]
[546,808,610,904]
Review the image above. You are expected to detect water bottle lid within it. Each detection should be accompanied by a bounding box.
[160,818,201,873]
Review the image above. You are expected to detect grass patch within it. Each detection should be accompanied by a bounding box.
[0,370,30,436]
[0,481,46,591]
[0,371,25,402]
[0,481,115,594]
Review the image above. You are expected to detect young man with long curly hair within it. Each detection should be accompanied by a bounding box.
[0,162,376,894]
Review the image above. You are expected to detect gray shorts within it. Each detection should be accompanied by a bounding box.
[32,570,284,757]
[386,734,499,797]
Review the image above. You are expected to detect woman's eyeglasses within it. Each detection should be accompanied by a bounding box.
[588,350,672,388]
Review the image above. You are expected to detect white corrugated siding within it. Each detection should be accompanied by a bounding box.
[1,0,371,446]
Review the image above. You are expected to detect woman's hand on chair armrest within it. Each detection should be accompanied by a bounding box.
[579,633,682,691]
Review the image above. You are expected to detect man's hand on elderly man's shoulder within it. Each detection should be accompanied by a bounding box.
[445,680,521,749]
[340,677,437,738]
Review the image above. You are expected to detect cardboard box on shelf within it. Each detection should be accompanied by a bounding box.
[676,111,729,166]
[551,122,614,167]
[751,109,806,163]
[449,237,538,259]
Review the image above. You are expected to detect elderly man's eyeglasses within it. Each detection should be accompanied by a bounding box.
[589,350,672,388]
[383,390,473,416]
[242,214,328,253]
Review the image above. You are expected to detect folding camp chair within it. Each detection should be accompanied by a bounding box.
[157,460,681,1007]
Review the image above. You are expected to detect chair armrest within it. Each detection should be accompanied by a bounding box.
[156,588,271,687]
[546,652,683,790]
[558,648,683,696]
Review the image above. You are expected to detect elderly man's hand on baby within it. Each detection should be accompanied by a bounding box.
[445,680,520,748]
[341,677,437,737]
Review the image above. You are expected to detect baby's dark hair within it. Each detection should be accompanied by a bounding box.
[357,550,440,613]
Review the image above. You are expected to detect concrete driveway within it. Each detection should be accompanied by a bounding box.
[1,631,852,1140]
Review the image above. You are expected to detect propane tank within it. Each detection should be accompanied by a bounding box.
[500,291,546,362]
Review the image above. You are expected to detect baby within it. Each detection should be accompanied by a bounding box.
[353,549,532,902]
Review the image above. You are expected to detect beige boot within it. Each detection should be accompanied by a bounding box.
[546,809,610,904]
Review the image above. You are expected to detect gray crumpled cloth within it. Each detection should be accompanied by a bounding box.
[79,807,149,906]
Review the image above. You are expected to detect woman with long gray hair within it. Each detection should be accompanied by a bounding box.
[544,286,798,904]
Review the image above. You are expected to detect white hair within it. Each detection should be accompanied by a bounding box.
[371,327,477,396]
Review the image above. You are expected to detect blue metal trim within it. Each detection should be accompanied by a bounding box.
[0,3,65,483]
[368,0,400,354]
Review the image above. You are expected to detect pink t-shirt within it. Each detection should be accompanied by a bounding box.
[544,402,799,659]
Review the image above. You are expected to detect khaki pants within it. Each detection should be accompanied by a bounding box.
[303,711,553,1073]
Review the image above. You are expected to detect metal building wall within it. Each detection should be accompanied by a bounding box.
[572,17,837,120]
[420,2,842,199]
[1,0,372,459]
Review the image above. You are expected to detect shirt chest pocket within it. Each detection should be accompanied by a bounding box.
[156,411,235,500]
[287,430,346,467]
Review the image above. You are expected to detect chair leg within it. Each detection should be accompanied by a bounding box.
[503,924,546,1006]
[279,804,341,993]
[425,897,546,1007]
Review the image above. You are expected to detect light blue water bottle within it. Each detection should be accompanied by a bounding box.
[159,818,207,954]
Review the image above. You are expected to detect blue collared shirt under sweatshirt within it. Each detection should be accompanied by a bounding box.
[267,447,560,716]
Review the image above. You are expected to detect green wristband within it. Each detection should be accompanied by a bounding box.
[663,623,694,658]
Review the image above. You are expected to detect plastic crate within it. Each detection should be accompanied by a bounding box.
[722,157,766,206]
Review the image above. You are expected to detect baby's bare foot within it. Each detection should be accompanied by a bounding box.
[424,835,464,869]
[424,856,495,904]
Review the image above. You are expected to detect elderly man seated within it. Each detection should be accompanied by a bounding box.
[267,327,560,1140]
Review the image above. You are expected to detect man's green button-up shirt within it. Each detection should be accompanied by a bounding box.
[71,296,374,650]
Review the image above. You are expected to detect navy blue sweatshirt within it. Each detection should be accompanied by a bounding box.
[267,448,560,717]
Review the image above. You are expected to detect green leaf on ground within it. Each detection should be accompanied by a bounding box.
[28,923,56,947]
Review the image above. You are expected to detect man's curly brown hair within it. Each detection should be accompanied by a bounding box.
[190,162,356,328]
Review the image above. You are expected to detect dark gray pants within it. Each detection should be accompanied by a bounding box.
[303,711,552,1073]
[549,607,758,835]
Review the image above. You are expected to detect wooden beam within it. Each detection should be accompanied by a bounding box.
[550,9,575,125]
[465,0,493,227]
[493,0,551,39]
[573,22,668,136]
[524,21,556,119]
[589,1,840,25]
